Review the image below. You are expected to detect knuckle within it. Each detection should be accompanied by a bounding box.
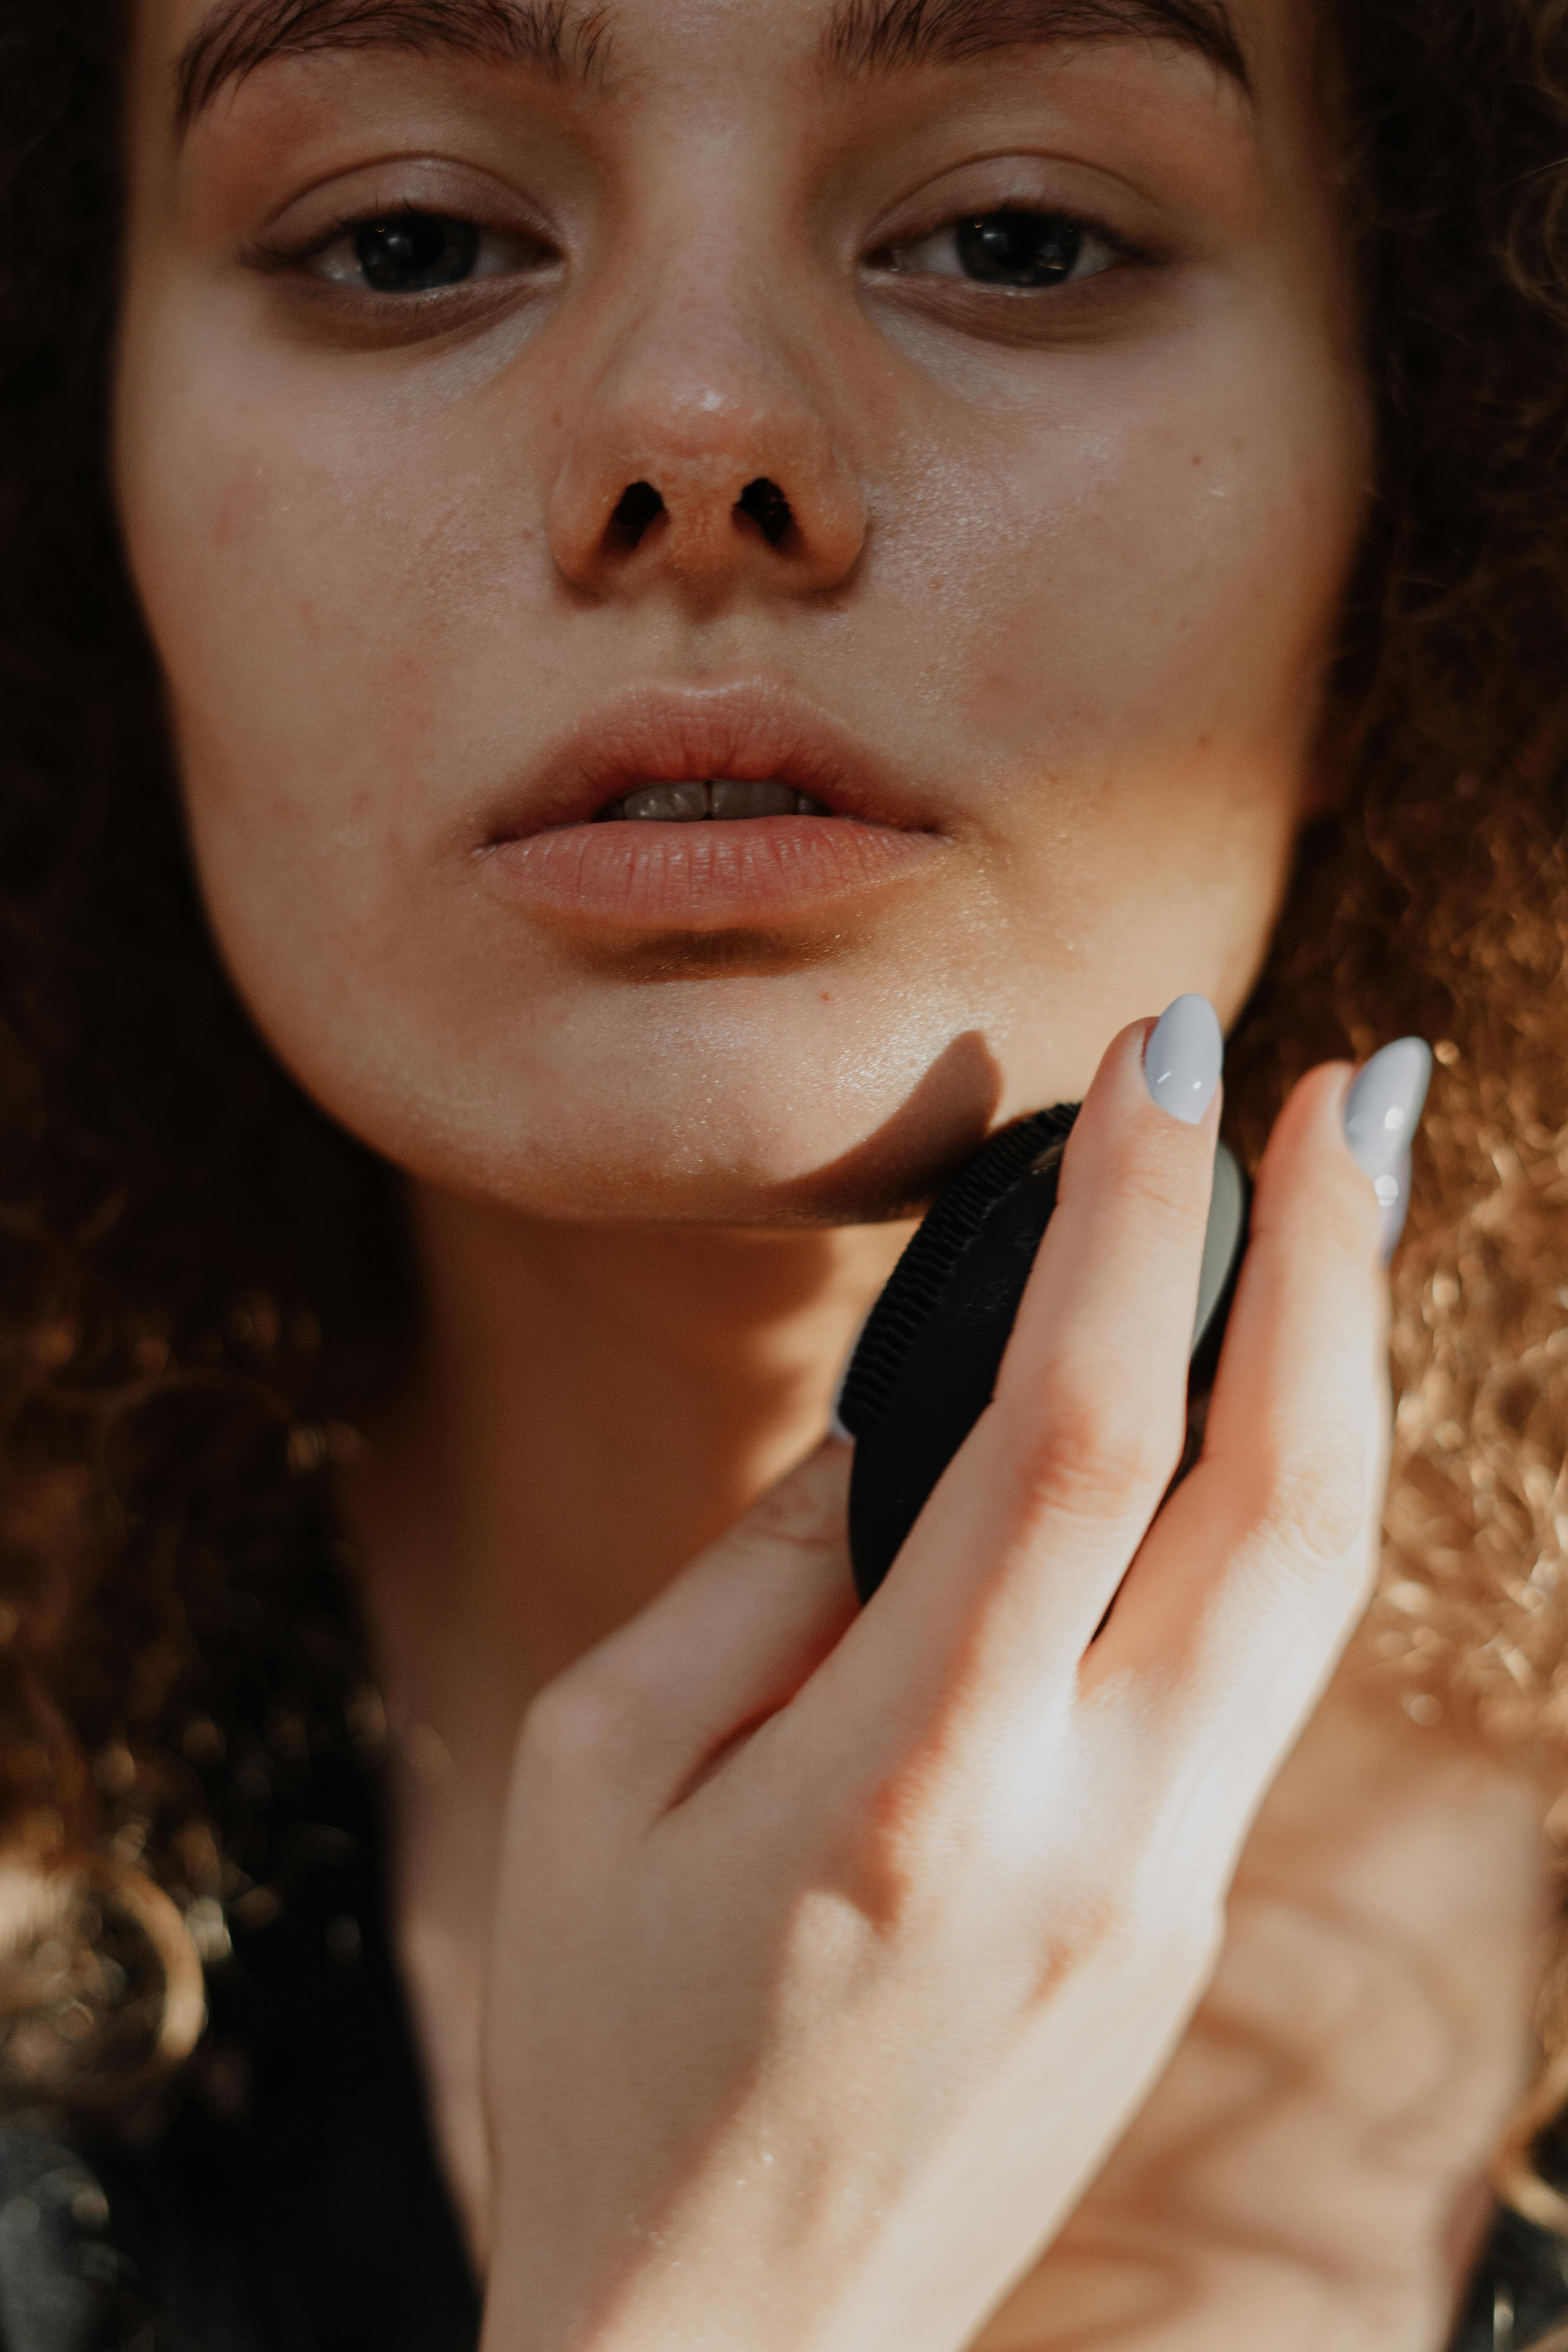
[517,1666,633,1782]
[1018,1855,1221,2021]
[1246,1425,1370,1578]
[1008,1392,1177,1530]
[1020,1886,1131,2010]
[832,1746,966,1931]
[738,1465,849,1561]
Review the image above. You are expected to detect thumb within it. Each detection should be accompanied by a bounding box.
[548,1440,858,1817]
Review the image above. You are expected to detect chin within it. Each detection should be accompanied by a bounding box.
[282,1002,1009,1230]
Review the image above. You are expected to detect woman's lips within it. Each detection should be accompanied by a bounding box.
[489,811,942,929]
[480,684,947,931]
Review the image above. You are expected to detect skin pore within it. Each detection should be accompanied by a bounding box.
[115,0,1548,2343]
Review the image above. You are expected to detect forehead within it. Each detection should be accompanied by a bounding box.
[137,0,1285,131]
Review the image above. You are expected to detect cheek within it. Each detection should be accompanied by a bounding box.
[871,316,1361,793]
[115,290,511,1054]
[110,254,1363,1213]
[852,310,1363,1078]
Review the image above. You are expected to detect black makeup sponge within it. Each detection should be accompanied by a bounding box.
[839,1104,1249,1603]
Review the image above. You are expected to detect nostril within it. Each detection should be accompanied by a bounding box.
[608,481,666,551]
[735,478,794,549]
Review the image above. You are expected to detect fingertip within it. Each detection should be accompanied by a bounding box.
[1077,1010,1224,1151]
[1143,994,1224,1126]
[1251,1059,1379,1263]
[1343,1039,1433,1181]
[1375,1153,1415,1262]
[1266,1058,1356,1155]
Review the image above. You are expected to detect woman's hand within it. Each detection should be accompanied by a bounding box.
[971,1680,1548,2352]
[479,1017,1394,2352]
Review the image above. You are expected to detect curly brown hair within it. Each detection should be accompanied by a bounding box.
[2,0,1568,2229]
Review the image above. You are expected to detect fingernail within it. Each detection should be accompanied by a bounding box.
[1343,1038,1432,1176]
[1375,1149,1414,1260]
[1144,995,1223,1125]
[1343,1038,1432,1258]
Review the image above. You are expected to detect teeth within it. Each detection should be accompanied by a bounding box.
[708,778,799,820]
[597,779,835,822]
[616,781,712,822]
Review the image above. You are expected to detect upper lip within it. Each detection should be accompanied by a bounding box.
[482,679,939,842]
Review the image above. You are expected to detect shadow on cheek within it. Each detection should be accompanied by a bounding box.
[771,1027,1004,1223]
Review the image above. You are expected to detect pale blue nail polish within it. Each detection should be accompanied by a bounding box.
[1374,1149,1414,1260]
[1343,1038,1432,1177]
[1144,995,1223,1125]
[1343,1038,1432,1260]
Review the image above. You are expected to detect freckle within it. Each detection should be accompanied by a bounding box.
[214,471,264,552]
[1191,454,1203,467]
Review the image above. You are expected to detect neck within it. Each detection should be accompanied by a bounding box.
[341,1185,910,2262]
[346,1185,910,1771]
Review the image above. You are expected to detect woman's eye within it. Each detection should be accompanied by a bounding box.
[884,209,1117,290]
[309,210,545,295]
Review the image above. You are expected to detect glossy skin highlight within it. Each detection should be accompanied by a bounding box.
[118,0,1365,1221]
[111,2,1550,2345]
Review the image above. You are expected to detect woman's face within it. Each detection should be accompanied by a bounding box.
[117,0,1365,1223]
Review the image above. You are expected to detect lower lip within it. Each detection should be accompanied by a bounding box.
[485,815,945,930]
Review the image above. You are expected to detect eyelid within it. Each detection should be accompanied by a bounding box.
[246,203,559,292]
[860,145,1176,269]
[243,153,562,265]
[865,202,1160,279]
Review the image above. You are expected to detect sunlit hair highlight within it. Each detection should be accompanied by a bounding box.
[3,0,1568,2299]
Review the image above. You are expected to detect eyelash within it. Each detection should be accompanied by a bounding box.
[254,207,557,291]
[870,205,1152,291]
[255,200,1153,302]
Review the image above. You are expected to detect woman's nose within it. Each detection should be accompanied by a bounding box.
[546,296,868,605]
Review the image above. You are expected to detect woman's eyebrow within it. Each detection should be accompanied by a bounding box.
[171,0,1249,136]
[174,0,613,132]
[819,0,1250,93]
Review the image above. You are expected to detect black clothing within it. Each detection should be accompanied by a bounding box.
[0,1740,1561,2352]
[0,1751,478,2352]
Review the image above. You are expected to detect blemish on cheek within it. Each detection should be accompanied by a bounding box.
[212,466,269,554]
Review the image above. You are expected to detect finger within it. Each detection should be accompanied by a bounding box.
[525,1441,857,1817]
[1090,1059,1388,1842]
[816,1001,1225,1755]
